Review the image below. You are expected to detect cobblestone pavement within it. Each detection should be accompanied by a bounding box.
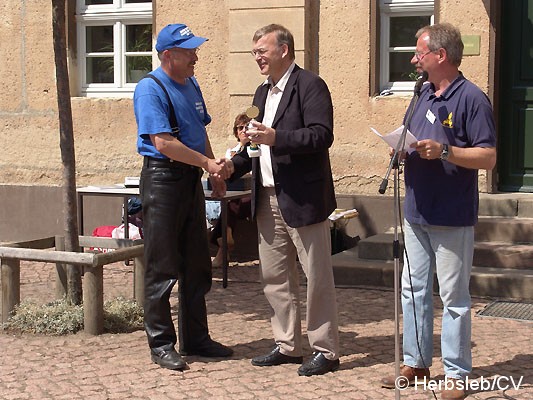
[0,261,531,400]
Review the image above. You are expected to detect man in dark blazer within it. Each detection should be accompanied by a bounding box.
[229,24,340,376]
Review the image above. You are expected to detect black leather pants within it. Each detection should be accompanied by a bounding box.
[140,158,212,352]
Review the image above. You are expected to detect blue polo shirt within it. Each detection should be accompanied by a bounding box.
[404,74,496,227]
[134,67,211,158]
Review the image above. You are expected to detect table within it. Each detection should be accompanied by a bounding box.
[77,185,251,288]
[77,185,139,239]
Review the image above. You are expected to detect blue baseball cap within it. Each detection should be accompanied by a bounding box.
[155,23,208,52]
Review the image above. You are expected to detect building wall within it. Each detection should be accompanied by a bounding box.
[0,1,494,240]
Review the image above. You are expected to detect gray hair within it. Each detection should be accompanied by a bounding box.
[416,23,464,67]
[253,24,295,60]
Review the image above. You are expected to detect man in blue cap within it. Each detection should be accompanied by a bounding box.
[134,23,233,370]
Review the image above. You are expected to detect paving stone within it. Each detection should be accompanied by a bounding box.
[0,261,531,399]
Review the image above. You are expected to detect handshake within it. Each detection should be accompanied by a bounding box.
[206,158,234,198]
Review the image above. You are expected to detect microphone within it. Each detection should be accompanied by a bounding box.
[414,71,429,95]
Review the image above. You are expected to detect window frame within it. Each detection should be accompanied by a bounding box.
[76,0,153,98]
[379,0,434,95]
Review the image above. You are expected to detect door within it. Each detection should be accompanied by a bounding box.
[498,0,533,192]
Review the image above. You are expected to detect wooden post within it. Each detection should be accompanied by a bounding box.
[83,265,103,335]
[55,235,67,299]
[133,254,145,305]
[1,258,20,323]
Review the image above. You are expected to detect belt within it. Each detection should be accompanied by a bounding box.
[143,157,200,172]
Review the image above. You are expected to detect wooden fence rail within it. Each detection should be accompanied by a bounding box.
[0,236,144,335]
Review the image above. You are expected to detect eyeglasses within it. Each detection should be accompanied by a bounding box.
[184,48,200,56]
[169,47,200,57]
[413,50,433,61]
[251,48,268,57]
[236,125,246,131]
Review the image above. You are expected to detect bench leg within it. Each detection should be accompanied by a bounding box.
[1,258,20,323]
[83,265,104,335]
[133,255,145,305]
[55,235,67,299]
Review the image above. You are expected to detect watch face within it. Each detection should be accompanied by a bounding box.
[440,144,449,160]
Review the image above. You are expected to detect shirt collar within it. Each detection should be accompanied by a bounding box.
[262,62,296,92]
[427,72,466,100]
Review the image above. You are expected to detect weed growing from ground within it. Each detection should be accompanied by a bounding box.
[3,297,143,335]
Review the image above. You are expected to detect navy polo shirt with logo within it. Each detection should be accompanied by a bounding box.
[404,74,496,227]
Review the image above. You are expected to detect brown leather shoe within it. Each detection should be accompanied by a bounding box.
[441,378,466,400]
[381,365,430,389]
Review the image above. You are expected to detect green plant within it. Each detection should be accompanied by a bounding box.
[3,299,84,335]
[128,25,152,72]
[128,55,152,72]
[408,71,419,81]
[103,297,144,333]
[2,297,143,335]
[99,25,152,76]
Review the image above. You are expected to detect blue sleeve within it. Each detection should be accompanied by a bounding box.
[465,90,497,148]
[134,78,173,140]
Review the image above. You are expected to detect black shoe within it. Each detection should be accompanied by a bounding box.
[251,347,303,367]
[180,339,233,358]
[150,348,187,370]
[297,352,340,376]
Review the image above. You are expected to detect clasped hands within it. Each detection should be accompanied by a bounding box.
[207,158,234,198]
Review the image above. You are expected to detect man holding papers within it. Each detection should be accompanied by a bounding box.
[380,23,496,400]
[371,126,417,153]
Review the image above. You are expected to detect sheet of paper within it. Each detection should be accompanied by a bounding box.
[328,208,359,221]
[371,125,418,153]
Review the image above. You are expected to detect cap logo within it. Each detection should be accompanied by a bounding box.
[180,27,192,37]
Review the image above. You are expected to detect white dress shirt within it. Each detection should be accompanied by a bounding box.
[259,62,296,187]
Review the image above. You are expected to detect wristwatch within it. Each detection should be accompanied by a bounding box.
[440,143,449,161]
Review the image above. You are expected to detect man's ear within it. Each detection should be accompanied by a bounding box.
[280,43,289,58]
[437,48,446,63]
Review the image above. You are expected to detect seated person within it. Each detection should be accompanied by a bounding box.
[127,196,143,231]
[206,112,252,267]
[116,196,143,240]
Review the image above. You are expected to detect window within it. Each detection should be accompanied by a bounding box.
[379,0,434,95]
[76,0,153,97]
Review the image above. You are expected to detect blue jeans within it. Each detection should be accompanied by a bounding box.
[402,219,474,379]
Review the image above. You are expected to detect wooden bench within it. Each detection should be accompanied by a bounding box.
[0,235,144,335]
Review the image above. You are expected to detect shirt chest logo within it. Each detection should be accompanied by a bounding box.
[195,101,204,115]
[442,112,453,128]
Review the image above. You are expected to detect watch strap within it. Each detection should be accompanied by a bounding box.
[440,143,449,160]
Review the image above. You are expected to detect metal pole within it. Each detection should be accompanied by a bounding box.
[393,168,401,400]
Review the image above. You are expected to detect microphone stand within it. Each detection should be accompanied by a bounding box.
[378,72,426,400]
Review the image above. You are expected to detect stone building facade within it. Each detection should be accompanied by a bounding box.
[1,1,529,240]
